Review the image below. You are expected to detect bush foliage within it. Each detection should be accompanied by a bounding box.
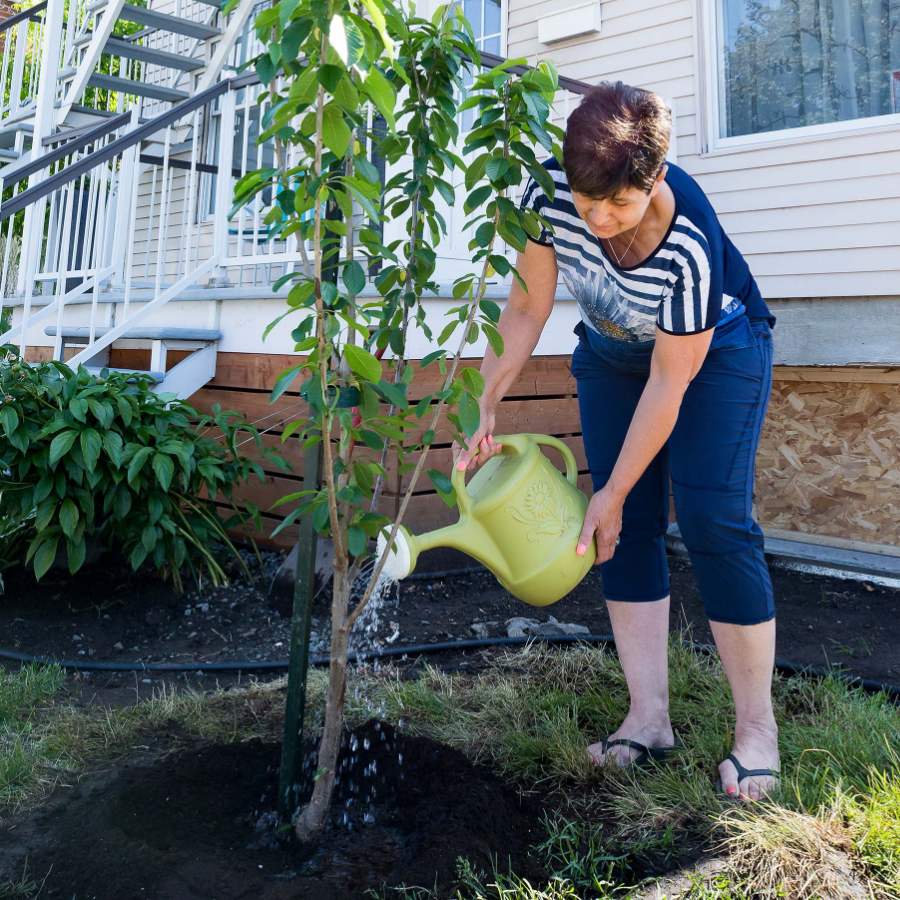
[0,347,287,590]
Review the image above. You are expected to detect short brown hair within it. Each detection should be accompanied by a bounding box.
[562,82,671,199]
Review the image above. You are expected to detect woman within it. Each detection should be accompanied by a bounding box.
[455,82,779,801]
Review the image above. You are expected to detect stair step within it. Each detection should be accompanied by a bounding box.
[191,0,224,6]
[0,148,20,160]
[46,326,222,342]
[104,35,205,72]
[87,72,189,103]
[118,4,221,40]
[84,366,165,383]
[58,66,78,80]
[74,30,94,48]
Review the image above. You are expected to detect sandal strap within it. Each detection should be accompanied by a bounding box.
[727,753,779,782]
[602,738,650,755]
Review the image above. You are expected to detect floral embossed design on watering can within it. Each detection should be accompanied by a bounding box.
[378,434,597,606]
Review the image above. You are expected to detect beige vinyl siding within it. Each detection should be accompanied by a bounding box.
[507,0,900,300]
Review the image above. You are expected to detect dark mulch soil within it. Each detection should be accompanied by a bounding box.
[0,721,552,900]
[0,546,899,713]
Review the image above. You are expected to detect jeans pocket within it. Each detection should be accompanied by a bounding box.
[709,313,757,352]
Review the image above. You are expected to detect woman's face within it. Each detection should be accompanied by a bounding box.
[570,169,666,239]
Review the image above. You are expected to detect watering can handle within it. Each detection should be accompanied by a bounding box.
[450,433,522,516]
[450,434,578,516]
[530,434,578,485]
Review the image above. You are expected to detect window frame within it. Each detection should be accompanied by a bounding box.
[424,0,508,55]
[697,0,900,156]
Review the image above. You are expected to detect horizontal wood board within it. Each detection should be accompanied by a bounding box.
[23,348,900,552]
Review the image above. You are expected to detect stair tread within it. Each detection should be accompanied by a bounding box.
[118,4,222,40]
[104,35,205,72]
[45,325,222,341]
[84,366,166,383]
[87,72,189,103]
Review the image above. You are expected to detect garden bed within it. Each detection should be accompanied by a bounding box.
[0,550,898,710]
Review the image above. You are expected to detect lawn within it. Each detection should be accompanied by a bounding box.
[0,638,898,898]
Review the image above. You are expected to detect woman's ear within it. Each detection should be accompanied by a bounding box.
[648,164,668,198]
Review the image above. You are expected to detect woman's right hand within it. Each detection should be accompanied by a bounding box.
[453,402,502,472]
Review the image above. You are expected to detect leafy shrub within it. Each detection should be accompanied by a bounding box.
[0,346,288,590]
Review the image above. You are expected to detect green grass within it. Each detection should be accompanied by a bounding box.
[1,639,899,899]
[359,639,900,898]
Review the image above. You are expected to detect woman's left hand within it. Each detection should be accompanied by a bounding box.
[576,488,624,565]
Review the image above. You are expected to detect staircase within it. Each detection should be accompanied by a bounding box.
[0,0,269,401]
[0,0,257,174]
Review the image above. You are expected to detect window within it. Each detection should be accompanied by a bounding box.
[712,0,900,143]
[457,0,505,131]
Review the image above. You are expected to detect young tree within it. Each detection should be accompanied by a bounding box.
[235,0,562,844]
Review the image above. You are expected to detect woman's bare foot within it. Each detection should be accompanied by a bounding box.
[587,710,675,767]
[718,719,780,801]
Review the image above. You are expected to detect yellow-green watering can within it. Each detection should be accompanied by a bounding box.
[378,433,596,606]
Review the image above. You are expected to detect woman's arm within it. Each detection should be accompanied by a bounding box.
[455,240,558,470]
[576,326,714,563]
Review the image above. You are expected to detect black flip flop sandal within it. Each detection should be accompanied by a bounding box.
[595,735,685,769]
[715,752,780,803]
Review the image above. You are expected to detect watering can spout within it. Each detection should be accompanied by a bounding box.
[377,521,487,581]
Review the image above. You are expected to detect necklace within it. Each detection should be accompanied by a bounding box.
[604,210,646,267]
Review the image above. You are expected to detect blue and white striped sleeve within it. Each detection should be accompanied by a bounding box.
[519,177,553,246]
[657,224,723,335]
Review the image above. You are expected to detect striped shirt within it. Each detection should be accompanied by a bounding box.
[520,160,773,344]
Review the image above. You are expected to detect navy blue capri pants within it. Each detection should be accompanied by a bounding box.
[570,313,775,626]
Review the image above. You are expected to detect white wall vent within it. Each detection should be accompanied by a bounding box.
[537,2,601,45]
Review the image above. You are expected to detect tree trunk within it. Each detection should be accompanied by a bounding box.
[294,573,350,844]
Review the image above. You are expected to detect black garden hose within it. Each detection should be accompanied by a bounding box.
[0,633,899,699]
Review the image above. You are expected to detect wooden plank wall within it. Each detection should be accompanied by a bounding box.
[24,347,900,552]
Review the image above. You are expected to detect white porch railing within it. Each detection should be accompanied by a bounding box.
[0,2,47,131]
[1,73,313,362]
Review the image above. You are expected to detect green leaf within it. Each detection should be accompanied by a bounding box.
[342,260,366,295]
[484,323,505,357]
[360,0,392,54]
[377,380,408,411]
[485,157,510,183]
[355,156,379,185]
[270,364,303,403]
[489,254,511,276]
[80,428,102,473]
[421,349,446,368]
[59,498,79,537]
[67,537,87,576]
[101,430,125,467]
[127,446,153,484]
[480,299,501,323]
[321,103,352,157]
[87,399,114,430]
[464,185,492,214]
[348,526,367,557]
[49,431,78,467]
[458,392,481,439]
[474,221,495,248]
[152,454,175,492]
[344,344,382,383]
[33,537,59,581]
[361,67,396,132]
[427,468,453,495]
[460,367,485,399]
[69,397,87,423]
[141,525,157,554]
[0,405,18,437]
[317,63,344,92]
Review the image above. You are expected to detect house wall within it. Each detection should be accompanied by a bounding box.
[506,0,900,306]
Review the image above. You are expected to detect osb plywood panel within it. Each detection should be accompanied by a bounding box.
[756,379,900,546]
